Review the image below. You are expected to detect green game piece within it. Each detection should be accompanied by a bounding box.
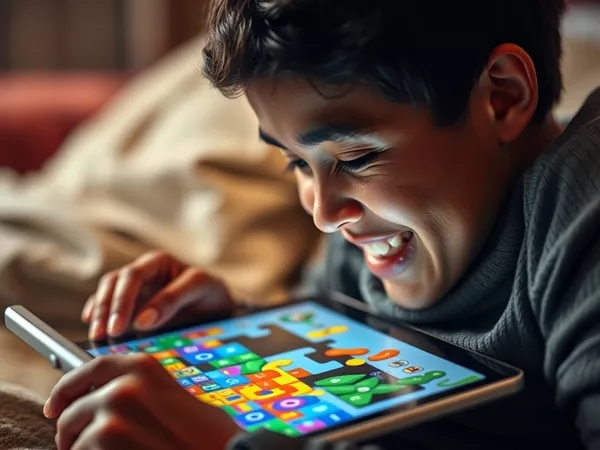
[241,358,267,375]
[373,384,404,394]
[158,357,180,366]
[234,352,260,363]
[323,385,356,395]
[221,405,238,417]
[263,419,302,437]
[355,377,379,389]
[210,357,238,369]
[143,345,166,353]
[437,375,482,388]
[157,335,193,348]
[396,370,447,386]
[246,424,265,433]
[314,374,366,387]
[341,392,373,407]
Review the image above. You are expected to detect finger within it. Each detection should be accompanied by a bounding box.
[45,354,160,419]
[133,268,231,331]
[81,296,94,324]
[89,273,118,340]
[106,252,181,337]
[55,394,95,450]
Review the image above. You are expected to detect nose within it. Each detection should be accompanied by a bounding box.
[311,181,364,233]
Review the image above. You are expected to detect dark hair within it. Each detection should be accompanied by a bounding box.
[203,0,566,125]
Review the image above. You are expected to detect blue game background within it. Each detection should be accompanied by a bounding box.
[89,301,484,423]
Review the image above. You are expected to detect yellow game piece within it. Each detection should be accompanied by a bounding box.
[237,403,254,413]
[306,390,326,396]
[262,359,293,371]
[203,339,222,349]
[346,358,366,367]
[206,328,223,336]
[164,363,186,372]
[289,381,313,396]
[239,384,287,401]
[307,325,349,339]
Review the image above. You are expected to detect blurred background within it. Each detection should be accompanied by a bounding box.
[0,0,209,173]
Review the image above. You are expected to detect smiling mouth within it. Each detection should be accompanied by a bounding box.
[362,231,414,259]
[343,230,416,279]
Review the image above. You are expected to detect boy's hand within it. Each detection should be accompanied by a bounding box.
[44,354,239,450]
[82,251,234,340]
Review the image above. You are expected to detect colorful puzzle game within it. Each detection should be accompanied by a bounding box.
[88,302,485,437]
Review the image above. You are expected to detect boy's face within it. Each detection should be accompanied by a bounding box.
[247,78,517,309]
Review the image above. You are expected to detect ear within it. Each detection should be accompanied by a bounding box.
[483,44,538,144]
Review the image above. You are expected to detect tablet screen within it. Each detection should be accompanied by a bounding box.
[87,301,485,438]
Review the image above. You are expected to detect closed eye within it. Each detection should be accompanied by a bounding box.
[335,151,382,174]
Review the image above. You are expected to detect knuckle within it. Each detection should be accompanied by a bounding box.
[97,416,129,444]
[105,380,141,410]
[92,355,117,372]
[130,353,161,372]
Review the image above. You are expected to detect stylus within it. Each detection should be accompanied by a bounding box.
[5,305,93,372]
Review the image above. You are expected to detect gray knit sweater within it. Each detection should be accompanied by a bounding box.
[233,88,600,450]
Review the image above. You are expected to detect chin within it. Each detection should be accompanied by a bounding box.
[382,280,440,310]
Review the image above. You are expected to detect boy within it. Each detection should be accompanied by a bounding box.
[45,0,600,449]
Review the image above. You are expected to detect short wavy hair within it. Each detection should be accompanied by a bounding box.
[203,0,566,125]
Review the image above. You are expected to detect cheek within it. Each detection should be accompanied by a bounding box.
[297,177,315,216]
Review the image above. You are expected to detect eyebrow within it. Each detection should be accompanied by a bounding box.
[258,124,383,151]
[259,129,287,150]
[296,125,380,148]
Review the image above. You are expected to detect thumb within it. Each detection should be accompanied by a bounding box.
[133,268,232,331]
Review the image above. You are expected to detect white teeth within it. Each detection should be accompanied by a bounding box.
[388,235,402,248]
[364,241,390,256]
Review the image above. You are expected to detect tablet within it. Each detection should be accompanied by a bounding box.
[5,295,523,443]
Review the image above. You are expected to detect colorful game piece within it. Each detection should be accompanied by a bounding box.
[211,357,238,369]
[345,358,366,367]
[156,335,193,348]
[306,325,349,340]
[215,343,249,358]
[185,385,203,396]
[262,419,302,437]
[205,328,224,336]
[158,357,180,366]
[314,374,366,387]
[325,348,369,357]
[181,331,207,340]
[234,352,261,364]
[318,410,352,427]
[172,367,202,379]
[181,345,203,354]
[235,410,276,428]
[176,378,194,388]
[203,339,223,349]
[247,370,279,383]
[241,358,267,375]
[164,363,186,372]
[403,366,423,374]
[288,368,311,379]
[280,312,316,325]
[396,370,446,386]
[183,351,217,364]
[220,365,242,376]
[216,375,251,389]
[290,419,327,434]
[190,374,210,384]
[368,349,400,362]
[437,375,483,387]
[388,360,409,368]
[199,382,222,392]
